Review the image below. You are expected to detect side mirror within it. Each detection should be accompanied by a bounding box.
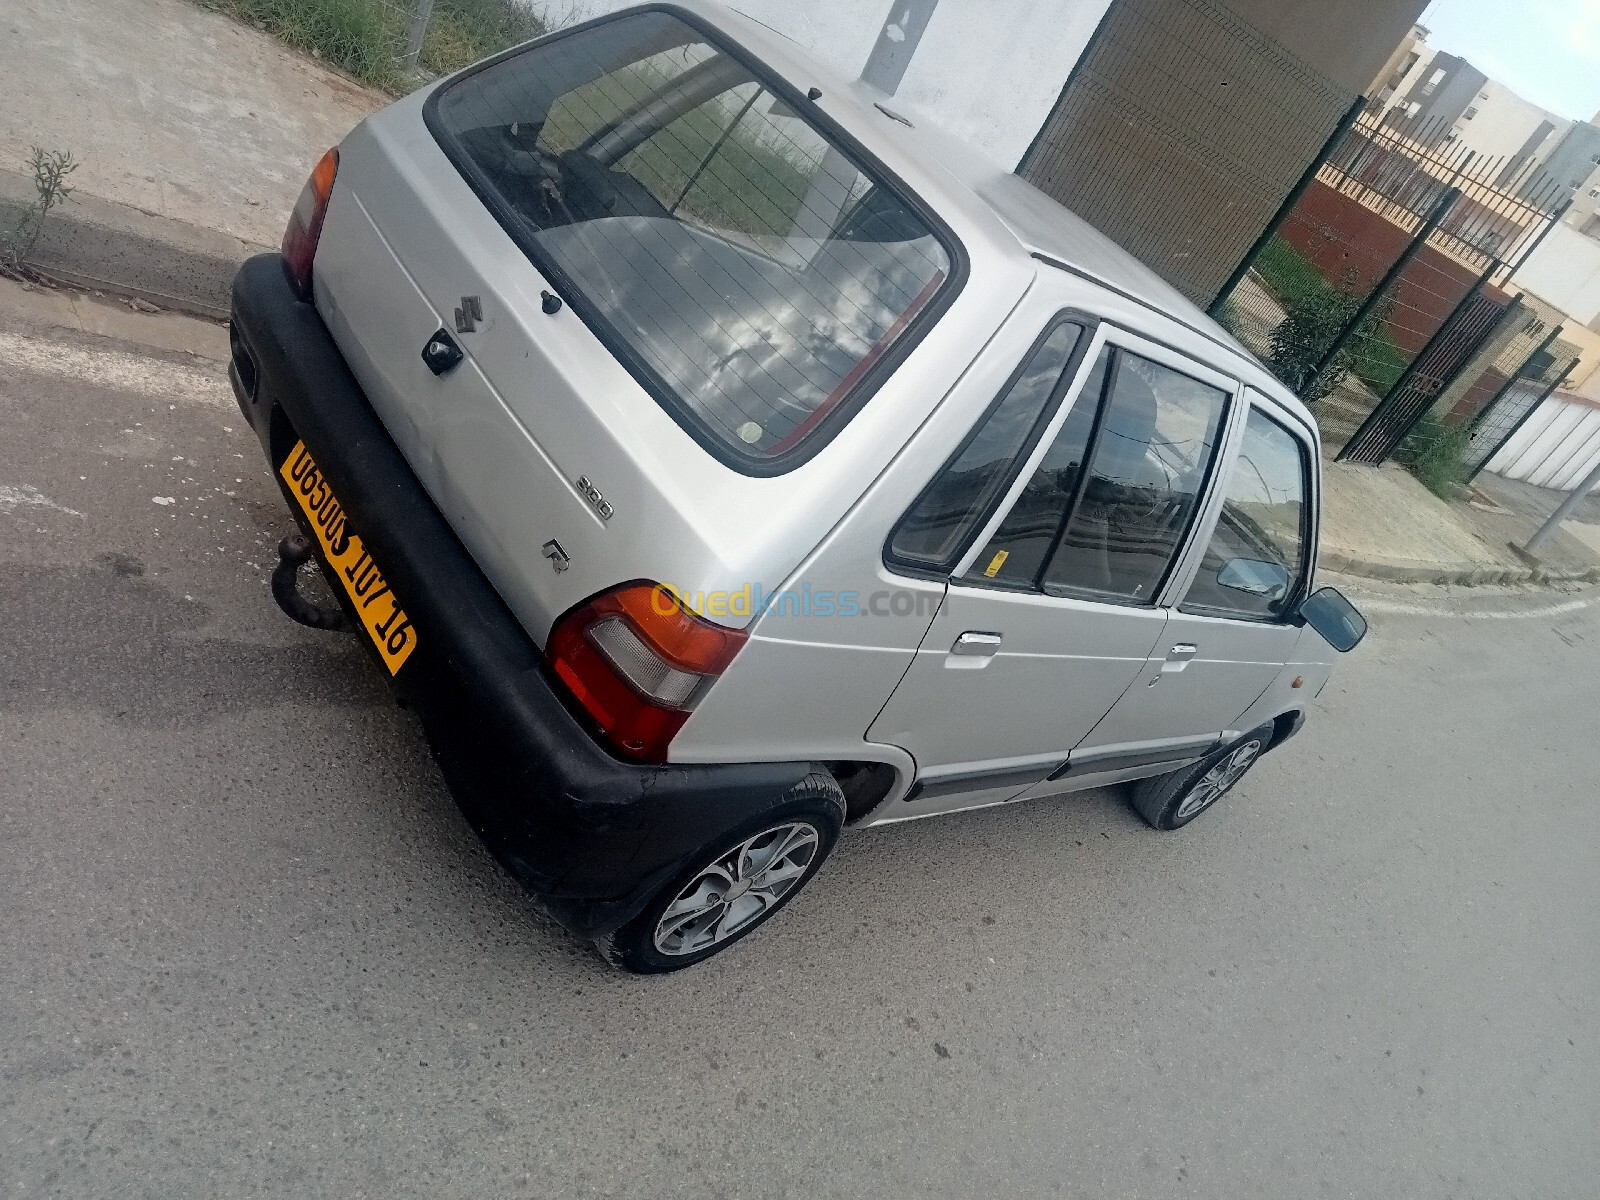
[1216,557,1291,600]
[1300,586,1367,652]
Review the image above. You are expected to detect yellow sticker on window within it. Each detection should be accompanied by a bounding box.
[983,549,1009,578]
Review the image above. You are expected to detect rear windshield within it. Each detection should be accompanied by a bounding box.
[428,9,956,467]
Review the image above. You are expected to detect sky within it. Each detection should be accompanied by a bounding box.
[1419,0,1600,121]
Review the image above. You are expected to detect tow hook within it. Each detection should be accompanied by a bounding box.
[270,533,346,631]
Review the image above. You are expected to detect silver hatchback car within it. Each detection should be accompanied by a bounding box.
[228,0,1365,971]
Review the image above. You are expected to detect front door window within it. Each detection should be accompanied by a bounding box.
[1181,408,1310,621]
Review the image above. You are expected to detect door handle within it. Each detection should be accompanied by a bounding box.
[950,631,1002,657]
[1161,643,1199,674]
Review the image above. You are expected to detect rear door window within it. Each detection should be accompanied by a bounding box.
[1042,353,1228,602]
[428,10,958,469]
[962,344,1230,600]
[887,321,1087,570]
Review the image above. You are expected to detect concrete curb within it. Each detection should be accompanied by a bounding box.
[1319,545,1600,587]
[2,169,265,320]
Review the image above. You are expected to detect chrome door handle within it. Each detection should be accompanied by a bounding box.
[1161,643,1198,673]
[950,631,1003,657]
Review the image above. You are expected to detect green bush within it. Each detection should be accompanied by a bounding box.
[1401,414,1472,499]
[1263,259,1399,403]
[1266,285,1358,401]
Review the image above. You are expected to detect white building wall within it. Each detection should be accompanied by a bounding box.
[1517,222,1600,326]
[1448,80,1565,166]
[1486,393,1600,490]
[559,0,1115,168]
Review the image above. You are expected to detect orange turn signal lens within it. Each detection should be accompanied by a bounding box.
[281,147,339,300]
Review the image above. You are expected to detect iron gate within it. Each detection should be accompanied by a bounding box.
[1338,288,1509,463]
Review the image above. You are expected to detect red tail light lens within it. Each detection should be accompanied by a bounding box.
[281,147,339,300]
[545,582,748,763]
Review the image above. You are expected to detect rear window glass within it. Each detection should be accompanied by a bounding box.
[429,10,956,466]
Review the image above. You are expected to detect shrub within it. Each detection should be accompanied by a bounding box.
[1265,285,1361,401]
[1401,414,1472,499]
[2,146,78,273]
[1265,272,1396,404]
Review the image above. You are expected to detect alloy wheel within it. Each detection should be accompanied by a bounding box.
[1174,738,1264,821]
[652,821,821,956]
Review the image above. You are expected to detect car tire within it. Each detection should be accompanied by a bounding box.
[598,772,845,973]
[1128,723,1275,831]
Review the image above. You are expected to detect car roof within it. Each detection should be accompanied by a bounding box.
[677,0,1314,429]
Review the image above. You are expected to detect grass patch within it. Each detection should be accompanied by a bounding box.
[1350,326,1409,396]
[1253,235,1331,312]
[199,0,545,92]
[1400,414,1472,499]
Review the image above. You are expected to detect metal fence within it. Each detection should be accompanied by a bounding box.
[1464,336,1583,479]
[1017,0,1357,307]
[1208,106,1570,468]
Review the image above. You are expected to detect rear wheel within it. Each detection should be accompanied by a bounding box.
[1129,724,1274,831]
[600,774,844,973]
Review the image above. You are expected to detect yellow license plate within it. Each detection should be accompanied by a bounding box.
[279,440,417,675]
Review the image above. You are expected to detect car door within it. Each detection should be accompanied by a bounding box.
[868,325,1234,820]
[1016,390,1316,800]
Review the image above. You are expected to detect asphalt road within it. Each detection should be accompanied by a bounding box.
[2,293,1597,1199]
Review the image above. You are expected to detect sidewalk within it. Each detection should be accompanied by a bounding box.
[1462,470,1600,581]
[2,0,382,313]
[1320,459,1600,585]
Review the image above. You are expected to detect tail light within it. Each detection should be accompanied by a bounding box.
[281,147,339,300]
[545,582,748,763]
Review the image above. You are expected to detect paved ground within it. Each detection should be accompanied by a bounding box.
[3,0,382,247]
[3,289,1598,1199]
[1466,469,1600,578]
[1318,459,1536,582]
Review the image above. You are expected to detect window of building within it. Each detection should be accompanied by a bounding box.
[1462,107,1477,120]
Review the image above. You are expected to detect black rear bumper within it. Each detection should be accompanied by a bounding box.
[227,254,817,937]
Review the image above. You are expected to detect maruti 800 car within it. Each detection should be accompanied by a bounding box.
[228,1,1365,971]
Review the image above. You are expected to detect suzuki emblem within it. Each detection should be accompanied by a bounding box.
[454,295,483,334]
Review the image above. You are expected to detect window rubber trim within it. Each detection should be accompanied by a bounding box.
[421,3,970,478]
[882,311,1099,577]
